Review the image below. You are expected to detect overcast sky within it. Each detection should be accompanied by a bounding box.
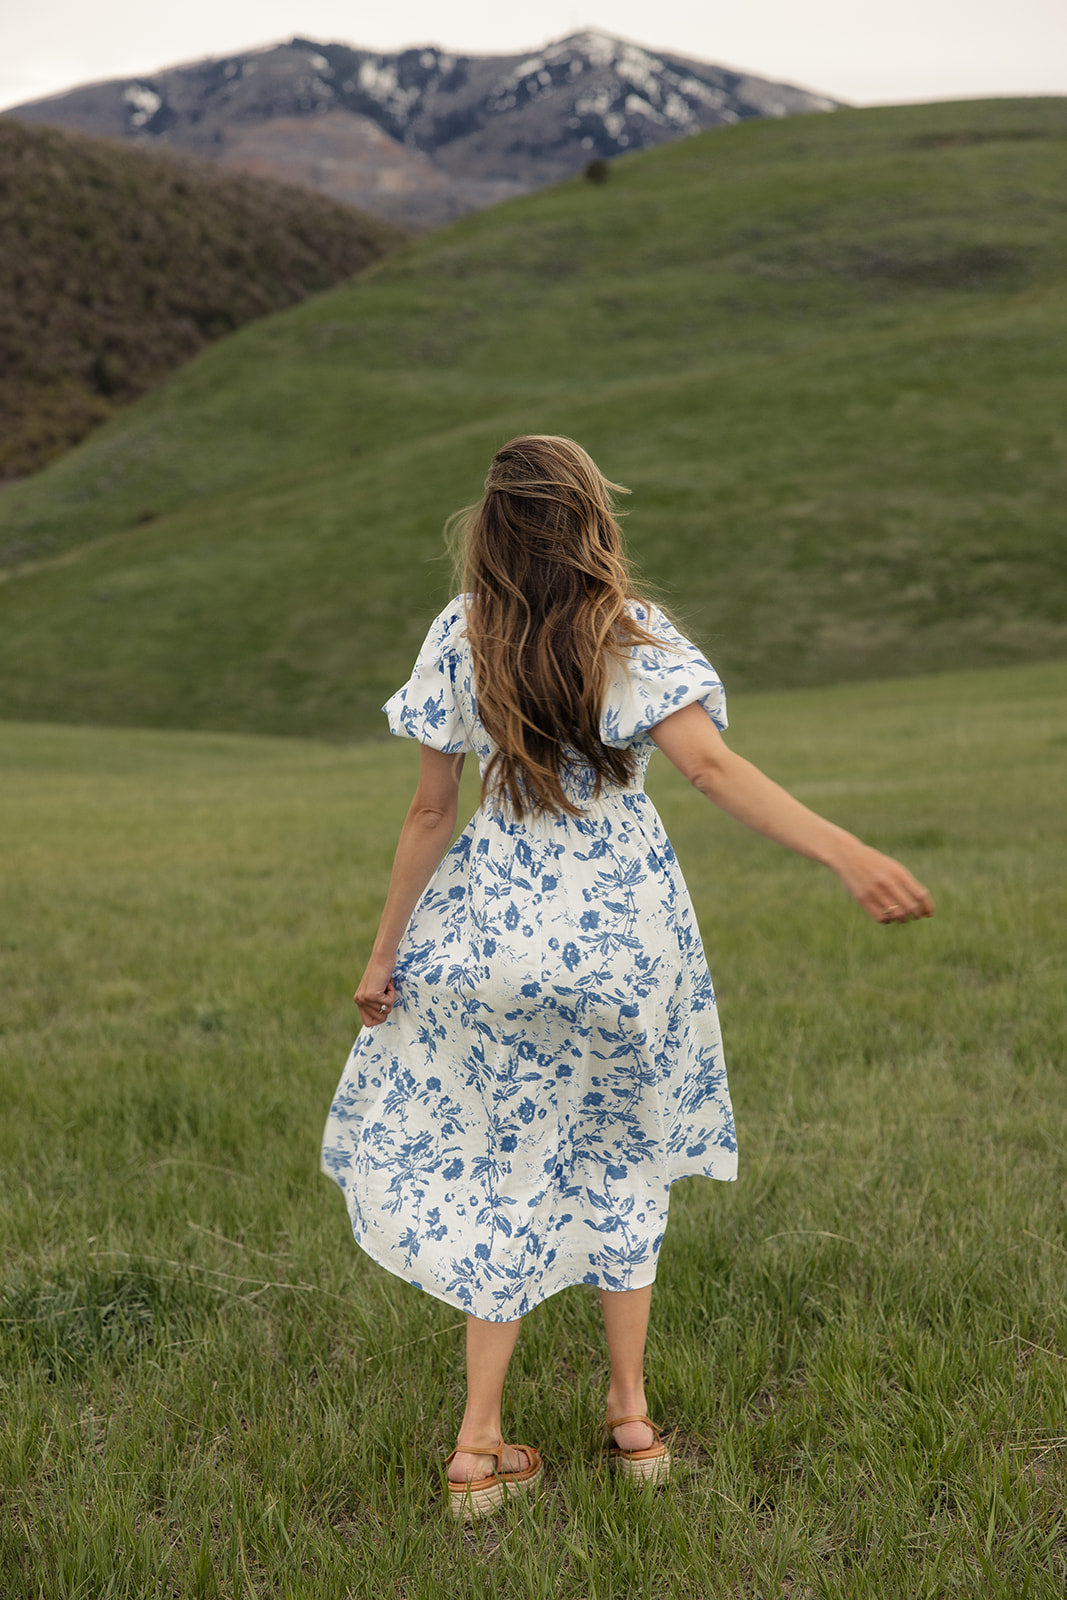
[1,0,1064,113]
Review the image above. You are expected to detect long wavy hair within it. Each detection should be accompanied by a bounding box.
[450,435,660,819]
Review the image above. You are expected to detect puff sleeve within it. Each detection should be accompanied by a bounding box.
[600,605,727,748]
[382,598,474,752]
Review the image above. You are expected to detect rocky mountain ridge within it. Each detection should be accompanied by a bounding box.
[5,30,839,226]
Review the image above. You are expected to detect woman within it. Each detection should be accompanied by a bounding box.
[321,435,933,1519]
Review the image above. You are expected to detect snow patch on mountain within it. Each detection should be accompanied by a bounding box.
[123,85,161,129]
[357,59,421,118]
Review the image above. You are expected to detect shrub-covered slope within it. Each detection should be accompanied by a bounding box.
[0,119,406,479]
[0,99,1065,736]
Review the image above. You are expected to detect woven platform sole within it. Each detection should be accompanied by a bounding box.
[609,1448,671,1486]
[605,1414,671,1488]
[446,1451,543,1522]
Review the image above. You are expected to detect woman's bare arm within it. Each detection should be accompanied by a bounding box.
[354,745,465,1027]
[649,702,933,924]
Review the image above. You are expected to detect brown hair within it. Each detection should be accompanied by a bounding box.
[450,435,660,818]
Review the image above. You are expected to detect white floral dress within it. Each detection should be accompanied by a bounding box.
[321,597,737,1322]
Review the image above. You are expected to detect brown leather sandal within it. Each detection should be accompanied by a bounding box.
[444,1439,543,1521]
[605,1415,671,1486]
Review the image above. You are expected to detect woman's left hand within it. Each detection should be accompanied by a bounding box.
[831,840,935,924]
[354,961,396,1027]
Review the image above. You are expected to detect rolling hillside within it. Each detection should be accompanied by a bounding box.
[0,98,1065,738]
[0,119,406,479]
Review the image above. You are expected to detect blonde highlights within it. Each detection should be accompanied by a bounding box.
[451,435,659,818]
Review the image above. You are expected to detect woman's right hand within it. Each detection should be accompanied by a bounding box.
[354,960,397,1027]
[831,839,934,924]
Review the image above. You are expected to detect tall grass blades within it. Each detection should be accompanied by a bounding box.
[2,660,1065,1594]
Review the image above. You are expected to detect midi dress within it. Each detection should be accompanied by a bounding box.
[321,596,737,1322]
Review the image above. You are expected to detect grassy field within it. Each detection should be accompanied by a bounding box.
[2,659,1066,1597]
[1,97,1066,735]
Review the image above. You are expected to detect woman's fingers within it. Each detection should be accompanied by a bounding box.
[840,848,934,924]
[354,976,396,1025]
[355,993,390,1025]
[868,866,934,924]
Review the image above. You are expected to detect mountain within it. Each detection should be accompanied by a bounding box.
[0,119,405,480]
[2,98,1063,736]
[3,31,839,228]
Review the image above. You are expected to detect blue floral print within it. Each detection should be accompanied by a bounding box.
[321,597,737,1322]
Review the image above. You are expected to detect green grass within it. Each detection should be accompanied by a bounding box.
[3,660,1066,1596]
[1,97,1066,736]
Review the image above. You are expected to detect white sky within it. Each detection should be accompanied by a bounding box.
[0,0,1064,113]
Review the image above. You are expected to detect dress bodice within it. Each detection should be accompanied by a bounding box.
[383,597,727,812]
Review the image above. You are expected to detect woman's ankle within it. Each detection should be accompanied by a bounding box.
[606,1387,648,1421]
[456,1410,503,1449]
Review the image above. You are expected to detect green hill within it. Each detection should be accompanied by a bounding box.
[0,118,406,479]
[0,98,1065,737]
